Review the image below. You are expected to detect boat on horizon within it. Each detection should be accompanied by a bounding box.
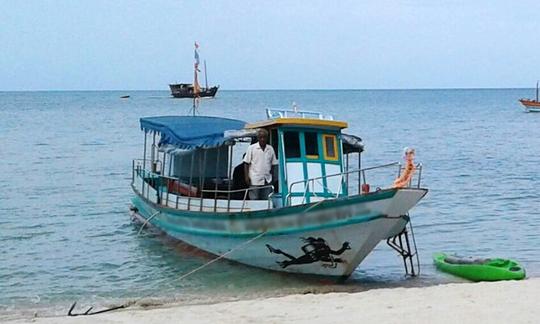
[170,43,219,99]
[169,83,219,99]
[519,81,540,112]
[129,108,427,278]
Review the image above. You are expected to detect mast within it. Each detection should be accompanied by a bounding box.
[192,60,198,116]
[192,41,201,116]
[536,80,539,102]
[204,60,209,90]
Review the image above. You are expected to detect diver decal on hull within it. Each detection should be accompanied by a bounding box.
[266,237,351,268]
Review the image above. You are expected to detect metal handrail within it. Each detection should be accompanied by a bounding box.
[133,159,162,167]
[201,185,275,212]
[133,162,274,212]
[286,171,350,206]
[266,108,334,120]
[133,159,162,175]
[360,162,401,188]
[134,160,423,211]
[286,162,423,206]
[397,163,423,189]
[288,162,398,196]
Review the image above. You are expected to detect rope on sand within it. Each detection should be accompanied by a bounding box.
[67,230,268,316]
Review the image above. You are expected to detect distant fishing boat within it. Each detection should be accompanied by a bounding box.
[170,42,219,99]
[169,83,219,99]
[129,107,428,278]
[519,81,540,112]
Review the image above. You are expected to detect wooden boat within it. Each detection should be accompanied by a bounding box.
[169,83,219,99]
[433,253,526,281]
[519,81,540,112]
[170,43,219,99]
[130,108,428,277]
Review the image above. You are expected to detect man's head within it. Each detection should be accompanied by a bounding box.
[257,129,269,147]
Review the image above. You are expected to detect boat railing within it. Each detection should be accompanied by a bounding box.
[132,159,274,212]
[396,163,423,189]
[132,158,162,178]
[285,162,423,206]
[358,162,423,190]
[199,186,275,212]
[266,108,334,120]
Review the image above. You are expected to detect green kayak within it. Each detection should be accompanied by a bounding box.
[433,252,526,281]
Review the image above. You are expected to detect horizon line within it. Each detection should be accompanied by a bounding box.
[0,86,536,92]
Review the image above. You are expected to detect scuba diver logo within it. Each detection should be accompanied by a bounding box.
[266,237,351,268]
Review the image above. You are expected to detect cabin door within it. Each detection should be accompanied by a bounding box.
[279,129,344,206]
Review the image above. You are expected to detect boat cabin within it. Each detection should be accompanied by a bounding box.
[133,109,364,213]
[246,110,351,206]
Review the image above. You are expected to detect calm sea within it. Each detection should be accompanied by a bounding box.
[1,89,539,318]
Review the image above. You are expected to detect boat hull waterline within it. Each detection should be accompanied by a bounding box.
[131,188,427,277]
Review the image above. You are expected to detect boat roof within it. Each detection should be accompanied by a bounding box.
[246,117,348,129]
[140,116,247,150]
[245,108,348,129]
[140,114,362,153]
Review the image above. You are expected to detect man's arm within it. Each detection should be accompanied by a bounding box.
[243,146,252,186]
[244,163,250,186]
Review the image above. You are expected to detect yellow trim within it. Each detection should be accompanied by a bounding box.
[246,118,348,129]
[322,134,338,161]
[306,154,319,159]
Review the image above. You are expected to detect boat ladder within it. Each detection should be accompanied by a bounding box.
[386,215,420,276]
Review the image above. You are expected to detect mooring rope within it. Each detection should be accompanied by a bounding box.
[137,211,160,235]
[176,230,267,282]
[68,229,268,316]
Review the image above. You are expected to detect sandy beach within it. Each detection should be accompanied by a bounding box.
[8,278,539,324]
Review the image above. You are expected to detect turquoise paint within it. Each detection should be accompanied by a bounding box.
[279,126,345,204]
[298,131,311,203]
[134,198,387,238]
[336,133,347,196]
[318,132,329,197]
[131,183,399,220]
[284,157,341,165]
[277,128,288,206]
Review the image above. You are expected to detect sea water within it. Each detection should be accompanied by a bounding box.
[1,89,539,318]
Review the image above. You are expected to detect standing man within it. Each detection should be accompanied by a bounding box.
[244,129,278,200]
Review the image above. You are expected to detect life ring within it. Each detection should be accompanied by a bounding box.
[393,147,416,188]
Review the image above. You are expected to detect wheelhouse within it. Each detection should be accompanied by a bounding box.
[246,110,357,206]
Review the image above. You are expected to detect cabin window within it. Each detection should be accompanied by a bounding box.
[284,131,301,158]
[304,132,319,159]
[323,134,338,161]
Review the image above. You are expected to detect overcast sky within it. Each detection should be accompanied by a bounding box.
[1,0,539,90]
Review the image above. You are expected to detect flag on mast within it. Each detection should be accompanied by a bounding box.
[193,42,201,97]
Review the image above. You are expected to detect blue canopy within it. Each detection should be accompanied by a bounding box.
[140,116,247,150]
